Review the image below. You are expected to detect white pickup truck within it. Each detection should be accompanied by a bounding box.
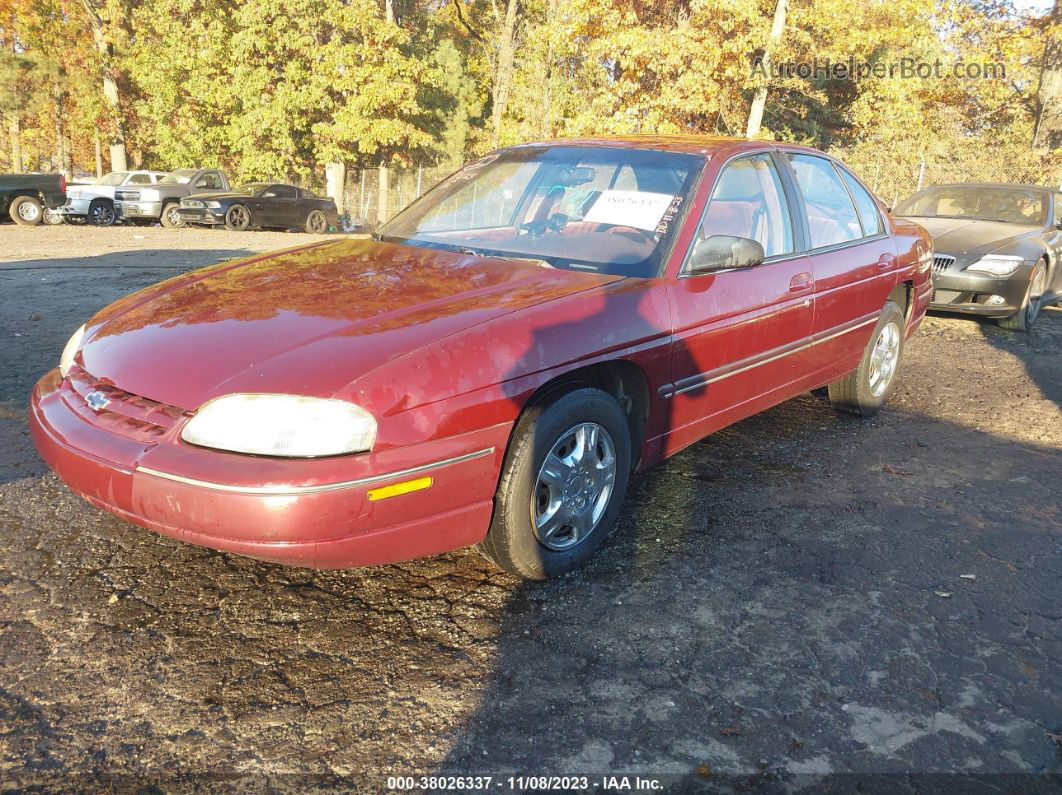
[61,171,170,226]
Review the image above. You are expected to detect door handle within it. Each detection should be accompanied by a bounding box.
[789,272,813,292]
[878,254,897,270]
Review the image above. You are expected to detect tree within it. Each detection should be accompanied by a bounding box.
[78,0,130,170]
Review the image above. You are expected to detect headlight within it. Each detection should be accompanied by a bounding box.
[204,201,221,209]
[59,325,86,378]
[181,394,377,457]
[965,255,1024,277]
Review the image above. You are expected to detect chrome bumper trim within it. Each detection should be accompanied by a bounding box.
[135,447,496,495]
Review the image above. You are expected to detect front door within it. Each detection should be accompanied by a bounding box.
[665,151,815,456]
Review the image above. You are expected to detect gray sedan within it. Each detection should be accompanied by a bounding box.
[896,183,1062,330]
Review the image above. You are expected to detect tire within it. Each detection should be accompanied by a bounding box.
[88,199,116,227]
[9,196,43,226]
[998,260,1047,332]
[828,301,905,416]
[224,204,251,232]
[42,208,64,225]
[479,387,632,579]
[305,209,328,234]
[159,202,184,229]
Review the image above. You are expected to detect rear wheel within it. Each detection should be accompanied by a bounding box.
[88,199,116,227]
[998,261,1047,332]
[305,209,328,234]
[10,196,43,226]
[479,387,631,579]
[828,300,905,416]
[224,204,251,231]
[42,207,64,225]
[159,202,184,228]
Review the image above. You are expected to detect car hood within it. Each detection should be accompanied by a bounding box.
[905,216,1041,256]
[78,239,622,410]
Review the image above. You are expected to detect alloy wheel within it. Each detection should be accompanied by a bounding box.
[90,204,115,226]
[868,320,900,397]
[532,422,617,551]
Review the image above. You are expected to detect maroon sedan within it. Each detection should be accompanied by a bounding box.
[30,137,932,579]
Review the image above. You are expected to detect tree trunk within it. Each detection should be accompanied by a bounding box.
[94,131,103,177]
[490,0,520,149]
[326,162,346,216]
[377,162,390,226]
[79,0,128,171]
[745,0,787,139]
[1033,0,1062,151]
[9,116,21,172]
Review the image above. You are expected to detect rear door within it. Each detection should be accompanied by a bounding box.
[664,150,816,455]
[781,153,896,380]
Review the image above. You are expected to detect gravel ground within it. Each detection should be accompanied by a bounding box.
[0,225,1059,791]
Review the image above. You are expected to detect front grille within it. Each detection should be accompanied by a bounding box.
[65,365,189,444]
[115,189,140,201]
[932,255,956,273]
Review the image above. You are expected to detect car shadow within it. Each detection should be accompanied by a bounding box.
[977,306,1062,411]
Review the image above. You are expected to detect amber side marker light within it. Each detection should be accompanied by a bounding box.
[367,477,433,502]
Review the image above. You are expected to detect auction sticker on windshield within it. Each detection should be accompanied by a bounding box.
[582,190,675,230]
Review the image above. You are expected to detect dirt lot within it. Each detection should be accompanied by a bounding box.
[0,224,1059,790]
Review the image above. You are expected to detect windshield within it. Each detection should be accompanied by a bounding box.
[380,146,705,277]
[98,172,128,186]
[158,169,197,185]
[897,186,1047,225]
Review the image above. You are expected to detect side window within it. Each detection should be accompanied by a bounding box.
[697,153,794,258]
[267,185,297,199]
[1054,194,1062,227]
[839,167,883,237]
[127,173,151,185]
[787,154,862,248]
[196,172,222,190]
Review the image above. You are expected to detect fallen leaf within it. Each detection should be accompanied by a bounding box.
[882,465,913,477]
[719,727,742,736]
[959,574,976,580]
[935,591,952,598]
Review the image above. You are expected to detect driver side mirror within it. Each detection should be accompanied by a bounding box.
[686,235,765,275]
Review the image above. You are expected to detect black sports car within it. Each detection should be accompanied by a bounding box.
[177,182,338,234]
[896,183,1062,331]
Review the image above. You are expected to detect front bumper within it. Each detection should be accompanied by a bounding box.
[177,207,225,225]
[929,263,1032,318]
[114,200,163,219]
[29,369,507,568]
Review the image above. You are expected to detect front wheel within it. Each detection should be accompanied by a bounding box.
[224,204,251,231]
[479,387,632,579]
[828,301,905,416]
[998,261,1047,332]
[305,209,328,234]
[88,200,116,227]
[159,202,185,228]
[43,208,64,225]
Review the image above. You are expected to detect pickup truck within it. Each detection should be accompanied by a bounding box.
[114,168,231,228]
[1,173,67,226]
[62,170,170,226]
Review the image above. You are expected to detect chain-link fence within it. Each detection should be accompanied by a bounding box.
[832,151,1060,209]
[315,150,1061,229]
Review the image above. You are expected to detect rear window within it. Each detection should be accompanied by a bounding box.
[787,154,862,248]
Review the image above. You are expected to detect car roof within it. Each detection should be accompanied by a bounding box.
[507,135,828,157]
